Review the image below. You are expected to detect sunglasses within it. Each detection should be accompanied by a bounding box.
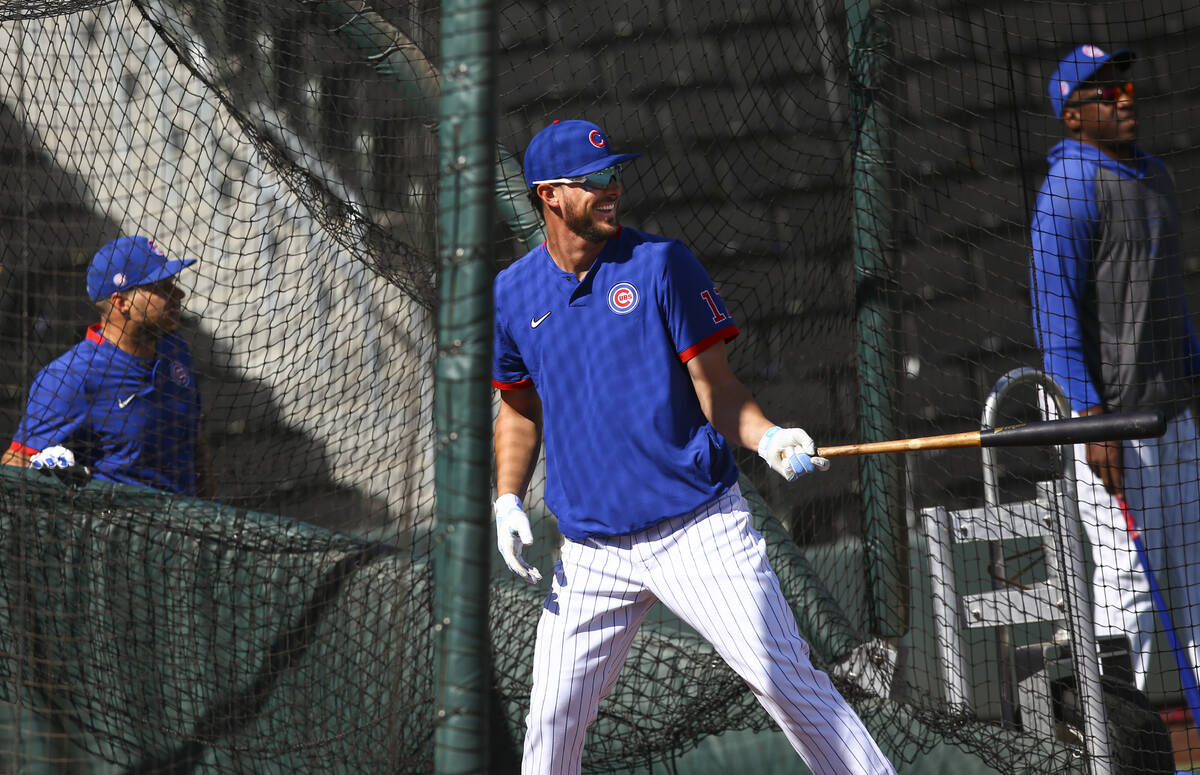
[123,278,178,298]
[534,166,623,190]
[1066,81,1134,107]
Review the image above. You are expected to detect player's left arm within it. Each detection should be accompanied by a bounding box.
[664,243,824,480]
[685,340,827,480]
[685,340,773,450]
[0,446,31,467]
[5,360,88,469]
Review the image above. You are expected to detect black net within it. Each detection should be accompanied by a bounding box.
[0,0,1197,772]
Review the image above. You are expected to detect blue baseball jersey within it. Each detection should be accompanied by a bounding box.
[492,226,740,539]
[10,324,201,496]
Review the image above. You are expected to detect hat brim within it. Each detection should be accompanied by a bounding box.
[557,152,643,179]
[1076,49,1136,89]
[130,258,196,289]
[1109,49,1136,69]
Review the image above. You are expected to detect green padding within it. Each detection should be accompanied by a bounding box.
[312,0,545,253]
[627,727,1004,775]
[627,702,1085,775]
[0,467,434,773]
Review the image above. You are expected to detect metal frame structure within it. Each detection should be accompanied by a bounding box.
[921,367,1114,774]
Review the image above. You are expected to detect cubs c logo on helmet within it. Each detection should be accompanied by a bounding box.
[589,130,606,149]
[1081,45,1105,59]
[608,282,638,315]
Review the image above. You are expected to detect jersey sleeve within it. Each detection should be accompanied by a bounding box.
[1030,165,1102,412]
[12,360,89,454]
[659,241,739,362]
[491,284,533,390]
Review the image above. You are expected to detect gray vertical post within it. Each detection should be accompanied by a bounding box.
[920,505,973,711]
[983,368,1113,772]
[844,0,907,637]
[433,0,496,770]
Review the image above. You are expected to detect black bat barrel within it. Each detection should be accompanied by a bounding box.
[980,409,1168,448]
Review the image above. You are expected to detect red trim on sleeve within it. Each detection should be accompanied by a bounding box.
[8,440,38,456]
[678,324,740,363]
[492,378,534,390]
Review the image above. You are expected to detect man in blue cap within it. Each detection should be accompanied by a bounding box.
[1031,45,1200,692]
[491,120,895,774]
[2,235,214,498]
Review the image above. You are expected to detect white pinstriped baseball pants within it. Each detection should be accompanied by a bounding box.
[1120,408,1200,691]
[1053,403,1200,691]
[521,483,896,775]
[1069,428,1157,690]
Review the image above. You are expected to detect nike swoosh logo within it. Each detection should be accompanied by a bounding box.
[530,311,552,329]
[118,394,136,408]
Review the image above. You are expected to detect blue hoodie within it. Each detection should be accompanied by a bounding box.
[1030,138,1200,414]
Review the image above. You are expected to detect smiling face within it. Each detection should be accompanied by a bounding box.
[561,180,621,242]
[539,175,622,244]
[123,276,185,335]
[1063,62,1137,159]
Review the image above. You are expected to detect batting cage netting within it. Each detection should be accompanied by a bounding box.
[0,0,1197,772]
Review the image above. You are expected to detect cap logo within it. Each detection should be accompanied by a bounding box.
[172,362,189,385]
[113,273,128,287]
[147,239,165,258]
[588,130,606,149]
[608,282,639,315]
[1082,45,1105,59]
[1060,81,1071,96]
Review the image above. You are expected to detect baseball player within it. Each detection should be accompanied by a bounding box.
[2,235,214,498]
[492,120,895,775]
[1031,45,1200,691]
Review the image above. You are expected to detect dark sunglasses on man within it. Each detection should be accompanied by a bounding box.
[1067,81,1134,108]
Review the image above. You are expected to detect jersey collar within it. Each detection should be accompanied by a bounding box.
[85,323,111,347]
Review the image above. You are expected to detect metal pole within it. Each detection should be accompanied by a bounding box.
[433,0,496,769]
[984,368,1113,773]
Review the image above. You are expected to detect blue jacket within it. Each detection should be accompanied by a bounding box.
[1030,139,1200,414]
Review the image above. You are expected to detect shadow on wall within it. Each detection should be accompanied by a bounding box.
[0,101,389,535]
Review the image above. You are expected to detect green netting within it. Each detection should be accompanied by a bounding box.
[0,0,1197,772]
[0,467,433,772]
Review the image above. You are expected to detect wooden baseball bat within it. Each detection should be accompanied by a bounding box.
[816,409,1167,458]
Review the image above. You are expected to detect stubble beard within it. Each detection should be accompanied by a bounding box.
[564,200,618,243]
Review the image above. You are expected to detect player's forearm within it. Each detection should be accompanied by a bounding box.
[685,342,774,449]
[704,381,774,451]
[0,447,30,467]
[494,396,541,499]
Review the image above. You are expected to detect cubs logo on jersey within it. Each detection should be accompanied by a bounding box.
[172,361,190,385]
[608,282,639,314]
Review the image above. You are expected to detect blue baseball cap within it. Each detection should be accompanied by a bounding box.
[523,120,642,187]
[1049,44,1134,118]
[86,235,195,302]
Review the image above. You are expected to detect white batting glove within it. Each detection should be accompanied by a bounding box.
[757,426,830,481]
[30,445,76,470]
[494,494,542,584]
